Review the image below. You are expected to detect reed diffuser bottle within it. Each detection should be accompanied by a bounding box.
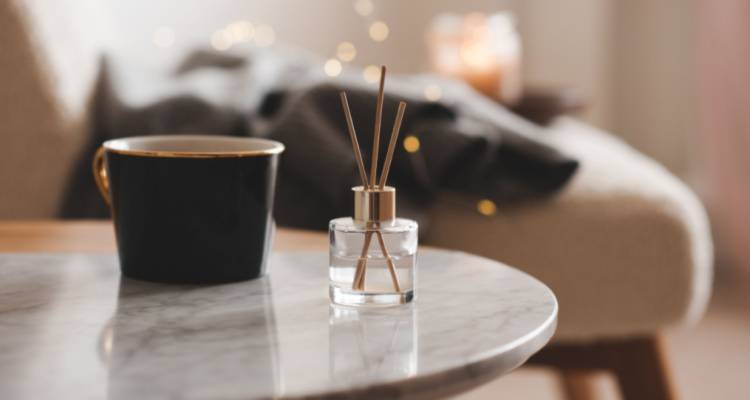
[329,66,418,306]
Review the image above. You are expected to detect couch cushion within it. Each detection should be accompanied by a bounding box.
[424,117,713,341]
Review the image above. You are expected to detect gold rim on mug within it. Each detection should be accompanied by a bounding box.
[102,135,285,158]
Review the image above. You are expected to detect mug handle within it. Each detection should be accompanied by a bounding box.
[92,146,111,206]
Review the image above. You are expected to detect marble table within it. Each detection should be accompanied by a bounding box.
[0,250,557,399]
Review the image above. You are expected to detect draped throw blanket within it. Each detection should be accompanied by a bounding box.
[61,50,578,230]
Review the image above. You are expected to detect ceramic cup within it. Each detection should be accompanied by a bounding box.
[93,135,284,284]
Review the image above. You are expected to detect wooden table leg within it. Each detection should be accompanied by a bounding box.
[529,335,677,400]
[561,371,599,400]
[611,336,677,400]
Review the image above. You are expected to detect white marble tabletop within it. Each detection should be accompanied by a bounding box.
[0,250,556,399]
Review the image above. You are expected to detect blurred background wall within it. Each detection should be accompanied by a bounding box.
[95,0,697,180]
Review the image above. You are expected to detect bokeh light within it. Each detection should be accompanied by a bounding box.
[363,65,381,83]
[336,42,357,62]
[210,29,233,51]
[423,84,443,101]
[403,136,420,153]
[353,0,374,17]
[226,20,254,43]
[369,21,390,42]
[477,199,497,216]
[153,27,175,48]
[324,59,343,77]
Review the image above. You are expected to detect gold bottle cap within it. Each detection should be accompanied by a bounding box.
[353,186,396,222]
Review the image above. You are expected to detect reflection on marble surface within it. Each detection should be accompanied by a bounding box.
[329,305,417,384]
[106,278,279,399]
[0,251,556,399]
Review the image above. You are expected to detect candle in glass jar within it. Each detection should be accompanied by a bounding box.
[428,12,522,104]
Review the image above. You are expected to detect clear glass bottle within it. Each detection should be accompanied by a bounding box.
[329,186,418,306]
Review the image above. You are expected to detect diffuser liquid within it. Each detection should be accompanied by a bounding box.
[329,217,417,306]
[330,253,415,292]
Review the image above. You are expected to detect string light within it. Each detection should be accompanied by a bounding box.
[153,27,175,48]
[254,24,276,47]
[324,59,343,77]
[423,84,442,101]
[369,21,389,42]
[477,199,497,216]
[336,42,357,62]
[363,65,381,83]
[403,136,420,153]
[353,0,374,16]
[101,325,114,357]
[226,20,254,43]
[210,29,233,51]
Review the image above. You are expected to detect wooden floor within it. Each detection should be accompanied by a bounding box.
[457,272,750,400]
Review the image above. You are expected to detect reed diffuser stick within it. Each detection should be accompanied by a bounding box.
[375,230,401,292]
[369,65,386,186]
[341,91,373,290]
[352,230,372,290]
[354,229,373,290]
[340,92,369,187]
[378,101,407,189]
[370,101,406,291]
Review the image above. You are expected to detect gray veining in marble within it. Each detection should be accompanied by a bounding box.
[0,250,556,399]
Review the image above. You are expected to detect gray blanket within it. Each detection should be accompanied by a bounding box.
[60,50,578,230]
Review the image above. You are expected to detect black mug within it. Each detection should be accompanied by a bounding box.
[93,135,284,284]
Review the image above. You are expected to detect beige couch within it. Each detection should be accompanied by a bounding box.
[1,1,712,399]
